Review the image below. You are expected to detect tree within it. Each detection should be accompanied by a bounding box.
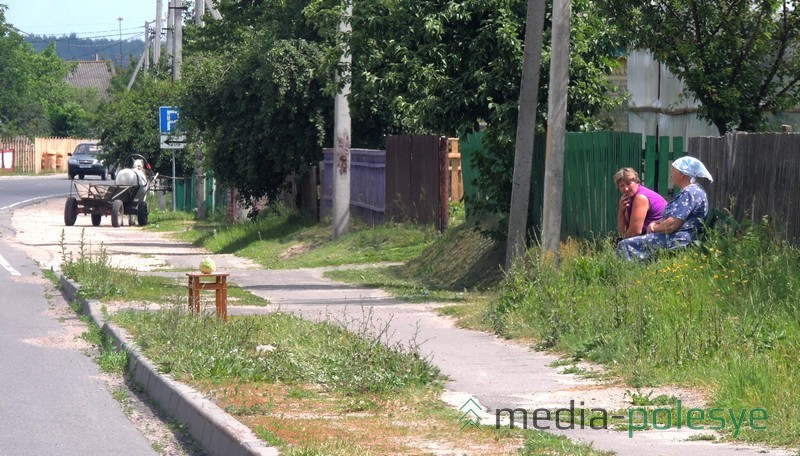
[179,37,332,207]
[96,76,186,176]
[0,7,74,137]
[600,0,800,134]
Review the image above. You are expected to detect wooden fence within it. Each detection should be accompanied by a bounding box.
[0,137,35,172]
[690,133,800,241]
[320,148,387,226]
[461,131,666,239]
[0,136,98,173]
[447,138,463,202]
[385,135,450,231]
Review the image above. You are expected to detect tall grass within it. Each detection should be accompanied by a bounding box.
[113,308,441,395]
[488,221,800,445]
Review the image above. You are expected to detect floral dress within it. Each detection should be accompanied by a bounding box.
[617,184,708,261]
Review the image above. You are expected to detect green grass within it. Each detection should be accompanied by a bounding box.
[324,221,505,308]
[146,204,436,269]
[59,229,268,305]
[111,307,440,394]
[487,222,800,446]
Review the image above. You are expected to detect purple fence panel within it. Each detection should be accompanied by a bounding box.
[320,148,386,226]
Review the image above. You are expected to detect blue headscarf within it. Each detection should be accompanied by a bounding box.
[672,156,713,183]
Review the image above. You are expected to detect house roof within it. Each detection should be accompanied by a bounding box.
[66,60,116,96]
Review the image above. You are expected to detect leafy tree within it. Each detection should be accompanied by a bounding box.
[179,36,332,206]
[600,0,800,134]
[96,76,187,176]
[0,6,74,137]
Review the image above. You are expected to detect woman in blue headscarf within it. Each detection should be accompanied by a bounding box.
[617,156,713,261]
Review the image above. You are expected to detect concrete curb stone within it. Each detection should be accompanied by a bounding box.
[57,275,278,456]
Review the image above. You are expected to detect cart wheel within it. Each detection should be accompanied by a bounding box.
[137,201,149,226]
[64,197,78,226]
[91,214,102,226]
[111,200,124,228]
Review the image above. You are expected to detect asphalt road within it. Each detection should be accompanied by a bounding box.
[0,174,155,455]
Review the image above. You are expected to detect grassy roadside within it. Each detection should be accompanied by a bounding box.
[59,213,609,454]
[145,205,436,269]
[485,225,800,448]
[111,306,608,455]
[59,236,268,306]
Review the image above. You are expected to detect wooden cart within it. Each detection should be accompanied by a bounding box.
[64,181,149,227]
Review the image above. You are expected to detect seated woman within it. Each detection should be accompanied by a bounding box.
[614,168,667,238]
[617,156,712,261]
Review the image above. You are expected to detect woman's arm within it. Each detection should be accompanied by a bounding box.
[617,196,630,235]
[624,194,650,237]
[647,217,684,234]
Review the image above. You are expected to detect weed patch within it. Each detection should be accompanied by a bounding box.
[488,224,800,445]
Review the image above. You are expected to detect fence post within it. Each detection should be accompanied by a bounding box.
[657,136,671,196]
[644,136,657,189]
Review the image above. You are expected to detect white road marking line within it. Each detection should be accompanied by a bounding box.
[0,254,21,276]
[0,193,69,211]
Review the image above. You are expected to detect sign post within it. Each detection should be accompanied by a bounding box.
[159,106,186,211]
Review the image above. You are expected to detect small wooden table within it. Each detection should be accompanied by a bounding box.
[187,272,229,321]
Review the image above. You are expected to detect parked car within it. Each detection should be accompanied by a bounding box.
[67,142,116,180]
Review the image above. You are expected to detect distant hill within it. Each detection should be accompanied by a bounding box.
[25,34,146,68]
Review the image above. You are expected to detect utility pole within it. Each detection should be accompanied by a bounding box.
[166,0,173,59]
[117,17,123,67]
[172,0,182,81]
[126,22,152,90]
[154,0,162,65]
[195,0,205,25]
[332,0,352,239]
[143,22,149,73]
[504,0,547,270]
[541,0,572,261]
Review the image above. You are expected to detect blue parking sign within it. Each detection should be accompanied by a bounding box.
[159,106,181,134]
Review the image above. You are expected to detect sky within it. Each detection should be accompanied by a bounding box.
[3,0,158,39]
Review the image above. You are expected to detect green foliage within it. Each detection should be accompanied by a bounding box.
[112,309,441,394]
[600,0,800,134]
[489,224,800,445]
[179,36,331,206]
[96,76,187,177]
[152,204,434,269]
[0,8,75,137]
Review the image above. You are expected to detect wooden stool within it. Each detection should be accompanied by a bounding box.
[187,273,229,321]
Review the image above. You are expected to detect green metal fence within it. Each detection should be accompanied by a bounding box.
[173,172,228,215]
[460,131,684,240]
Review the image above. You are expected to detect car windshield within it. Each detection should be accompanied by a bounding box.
[73,144,101,156]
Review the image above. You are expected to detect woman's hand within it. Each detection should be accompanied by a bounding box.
[647,221,657,233]
[619,195,631,213]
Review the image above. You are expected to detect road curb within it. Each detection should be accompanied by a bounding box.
[58,275,278,456]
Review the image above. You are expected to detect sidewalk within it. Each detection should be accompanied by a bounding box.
[12,199,795,456]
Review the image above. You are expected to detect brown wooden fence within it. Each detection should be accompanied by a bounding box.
[385,135,449,231]
[0,136,97,173]
[0,137,35,172]
[690,132,800,241]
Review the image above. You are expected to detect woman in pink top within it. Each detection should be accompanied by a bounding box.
[614,168,667,238]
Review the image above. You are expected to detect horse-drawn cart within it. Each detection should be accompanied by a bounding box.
[64,182,149,227]
[64,154,156,228]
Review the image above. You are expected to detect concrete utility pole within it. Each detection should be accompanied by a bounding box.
[204,0,223,20]
[541,0,572,261]
[117,17,123,67]
[332,0,353,239]
[166,0,173,59]
[195,0,205,25]
[172,0,182,81]
[143,22,149,73]
[126,22,151,90]
[504,0,547,270]
[154,0,162,65]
